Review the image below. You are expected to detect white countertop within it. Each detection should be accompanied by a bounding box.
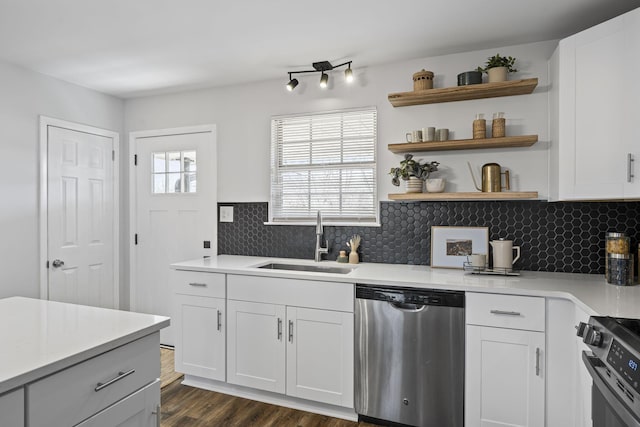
[172,255,640,319]
[0,297,169,395]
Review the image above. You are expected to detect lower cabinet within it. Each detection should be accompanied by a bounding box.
[173,294,226,381]
[465,292,546,427]
[75,380,160,427]
[466,325,545,427]
[0,387,24,427]
[225,274,354,409]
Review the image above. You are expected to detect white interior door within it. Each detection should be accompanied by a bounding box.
[131,126,216,346]
[45,122,118,309]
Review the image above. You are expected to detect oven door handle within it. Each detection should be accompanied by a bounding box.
[582,352,640,427]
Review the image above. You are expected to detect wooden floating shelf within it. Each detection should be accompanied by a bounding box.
[388,78,538,107]
[388,135,538,153]
[388,191,539,201]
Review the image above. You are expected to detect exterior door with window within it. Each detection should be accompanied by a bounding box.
[131,126,216,346]
[45,120,118,309]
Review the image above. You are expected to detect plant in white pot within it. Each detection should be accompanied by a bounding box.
[389,154,439,193]
[477,54,517,83]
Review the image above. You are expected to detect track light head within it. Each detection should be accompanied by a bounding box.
[286,78,299,91]
[319,72,329,89]
[345,64,354,83]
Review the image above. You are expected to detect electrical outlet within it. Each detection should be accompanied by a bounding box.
[220,206,234,223]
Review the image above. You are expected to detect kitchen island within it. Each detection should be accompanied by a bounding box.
[0,297,169,426]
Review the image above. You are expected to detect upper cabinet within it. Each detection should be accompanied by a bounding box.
[550,7,640,201]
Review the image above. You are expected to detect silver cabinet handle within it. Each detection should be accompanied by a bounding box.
[535,348,541,376]
[288,320,294,343]
[151,404,161,427]
[217,310,222,331]
[490,310,521,316]
[95,369,135,391]
[277,318,282,340]
[188,282,206,287]
[628,153,635,183]
[51,259,65,268]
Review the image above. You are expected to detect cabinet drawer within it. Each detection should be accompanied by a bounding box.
[27,332,159,427]
[172,269,225,298]
[466,293,545,332]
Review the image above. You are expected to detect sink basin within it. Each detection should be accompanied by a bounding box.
[257,262,355,274]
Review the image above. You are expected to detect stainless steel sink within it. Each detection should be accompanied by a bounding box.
[257,262,355,274]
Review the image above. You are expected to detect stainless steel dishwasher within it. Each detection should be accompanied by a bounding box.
[355,284,465,427]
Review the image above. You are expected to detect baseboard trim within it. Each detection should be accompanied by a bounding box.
[182,375,358,421]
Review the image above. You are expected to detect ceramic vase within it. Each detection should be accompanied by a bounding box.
[487,66,508,83]
[405,177,424,193]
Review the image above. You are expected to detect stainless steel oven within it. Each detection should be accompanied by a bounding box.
[577,317,640,427]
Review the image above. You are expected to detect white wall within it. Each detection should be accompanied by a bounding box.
[0,60,124,300]
[123,40,557,307]
[125,39,556,203]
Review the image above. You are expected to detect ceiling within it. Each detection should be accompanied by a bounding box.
[0,0,636,99]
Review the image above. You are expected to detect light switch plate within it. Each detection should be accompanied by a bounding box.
[220,206,234,223]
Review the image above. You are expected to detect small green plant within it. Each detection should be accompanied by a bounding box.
[476,54,517,73]
[389,154,439,186]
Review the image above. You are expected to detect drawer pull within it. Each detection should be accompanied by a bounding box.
[152,404,161,427]
[217,310,222,331]
[535,347,541,376]
[188,282,207,287]
[94,369,135,392]
[277,318,282,340]
[490,310,521,316]
[288,320,294,343]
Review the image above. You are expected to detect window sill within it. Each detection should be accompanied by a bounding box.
[263,221,381,227]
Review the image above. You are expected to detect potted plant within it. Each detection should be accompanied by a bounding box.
[477,54,517,83]
[389,154,440,193]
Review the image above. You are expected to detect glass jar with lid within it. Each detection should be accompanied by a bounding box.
[606,253,634,286]
[605,232,630,277]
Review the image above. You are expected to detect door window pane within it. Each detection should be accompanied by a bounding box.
[151,150,198,194]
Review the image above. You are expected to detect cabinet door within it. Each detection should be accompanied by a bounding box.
[173,294,226,381]
[227,300,286,393]
[75,380,160,427]
[623,7,640,198]
[0,388,24,427]
[286,307,354,408]
[466,325,545,427]
[559,13,627,199]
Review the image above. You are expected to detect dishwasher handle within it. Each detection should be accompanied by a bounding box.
[389,301,426,312]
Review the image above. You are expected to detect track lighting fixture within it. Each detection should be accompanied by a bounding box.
[319,72,329,89]
[285,60,354,91]
[286,73,299,91]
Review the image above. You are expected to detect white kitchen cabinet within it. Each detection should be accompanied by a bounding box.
[173,294,226,381]
[27,332,160,427]
[171,269,226,381]
[227,299,286,393]
[465,292,545,427]
[0,388,24,427]
[466,325,545,427]
[226,274,354,408]
[75,380,160,427]
[286,306,354,408]
[550,6,640,200]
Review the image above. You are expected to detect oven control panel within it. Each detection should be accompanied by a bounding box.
[608,339,640,393]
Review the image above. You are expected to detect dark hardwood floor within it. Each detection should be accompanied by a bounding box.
[160,348,379,427]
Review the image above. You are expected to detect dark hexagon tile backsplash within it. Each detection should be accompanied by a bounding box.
[217,201,640,274]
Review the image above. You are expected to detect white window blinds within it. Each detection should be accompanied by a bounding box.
[270,108,377,224]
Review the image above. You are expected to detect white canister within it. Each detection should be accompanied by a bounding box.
[490,239,521,271]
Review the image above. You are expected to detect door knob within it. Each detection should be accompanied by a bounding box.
[51,259,65,268]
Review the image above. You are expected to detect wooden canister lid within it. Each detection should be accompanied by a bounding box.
[413,69,434,81]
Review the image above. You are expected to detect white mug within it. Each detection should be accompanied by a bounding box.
[405,130,422,143]
[422,127,436,142]
[468,253,486,269]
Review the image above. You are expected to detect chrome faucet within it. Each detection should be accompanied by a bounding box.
[315,211,329,262]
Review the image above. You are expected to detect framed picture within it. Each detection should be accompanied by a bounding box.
[430,226,489,269]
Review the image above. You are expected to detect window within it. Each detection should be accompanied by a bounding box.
[152,150,197,194]
[270,108,377,224]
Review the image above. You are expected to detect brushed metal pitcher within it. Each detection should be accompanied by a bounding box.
[468,162,510,192]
